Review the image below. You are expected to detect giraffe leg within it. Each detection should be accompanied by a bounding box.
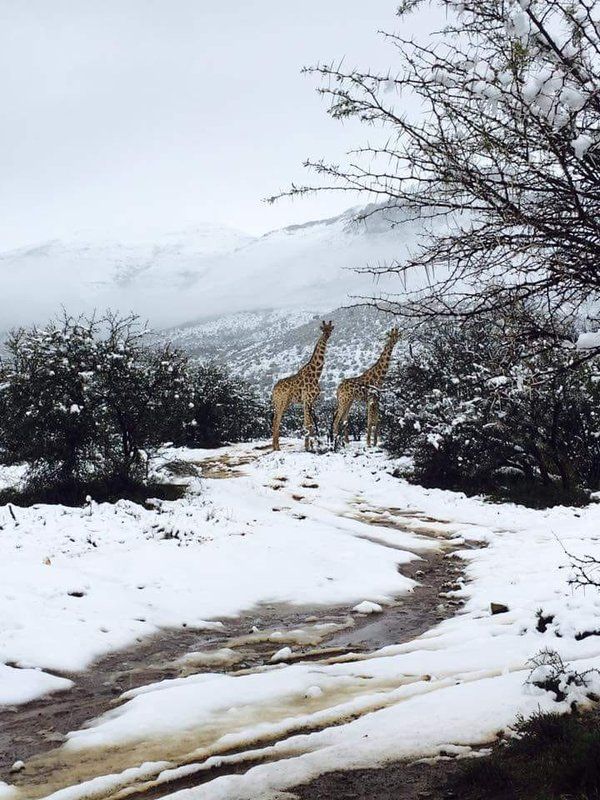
[303,401,316,452]
[373,402,380,446]
[272,407,283,451]
[333,398,352,447]
[310,405,320,440]
[332,404,343,441]
[367,396,379,447]
[344,402,352,444]
[272,394,289,451]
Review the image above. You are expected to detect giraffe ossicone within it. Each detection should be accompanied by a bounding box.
[271,320,334,451]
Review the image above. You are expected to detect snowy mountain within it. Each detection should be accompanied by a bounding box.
[0,223,254,332]
[0,205,428,333]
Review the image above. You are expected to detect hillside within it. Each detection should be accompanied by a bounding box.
[164,305,405,396]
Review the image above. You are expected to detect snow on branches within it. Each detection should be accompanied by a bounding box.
[272,0,600,336]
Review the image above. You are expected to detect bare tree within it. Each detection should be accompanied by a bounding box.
[271,0,600,337]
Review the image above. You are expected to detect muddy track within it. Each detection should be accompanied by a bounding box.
[1,547,466,799]
[1,445,474,799]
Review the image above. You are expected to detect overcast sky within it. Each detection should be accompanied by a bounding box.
[0,1,431,249]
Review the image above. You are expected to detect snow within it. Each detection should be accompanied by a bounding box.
[270,647,293,663]
[3,442,600,800]
[0,663,72,706]
[573,133,593,158]
[0,443,432,702]
[561,86,587,111]
[577,331,600,349]
[352,600,383,614]
[0,205,438,332]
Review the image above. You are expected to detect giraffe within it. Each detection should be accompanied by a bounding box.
[332,327,401,447]
[271,320,334,451]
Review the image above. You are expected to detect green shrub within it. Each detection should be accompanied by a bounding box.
[0,313,267,503]
[182,363,269,448]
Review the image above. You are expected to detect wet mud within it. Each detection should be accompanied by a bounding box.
[1,546,466,799]
[294,757,462,800]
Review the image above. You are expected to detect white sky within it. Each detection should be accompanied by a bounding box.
[0,1,432,248]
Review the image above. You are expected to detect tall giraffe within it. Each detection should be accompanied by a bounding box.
[271,320,334,451]
[332,327,401,447]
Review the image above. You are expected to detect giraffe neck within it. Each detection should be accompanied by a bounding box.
[301,332,329,380]
[361,341,395,386]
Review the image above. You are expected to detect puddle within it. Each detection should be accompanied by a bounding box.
[164,445,268,481]
[2,548,466,800]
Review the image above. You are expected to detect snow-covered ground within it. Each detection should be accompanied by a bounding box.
[2,442,600,800]
[0,444,433,703]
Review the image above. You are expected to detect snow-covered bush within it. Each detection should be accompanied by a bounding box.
[0,314,194,501]
[0,314,266,502]
[384,311,600,504]
[182,363,268,448]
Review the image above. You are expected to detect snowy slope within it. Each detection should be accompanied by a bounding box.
[0,224,254,331]
[0,206,427,332]
[164,305,405,395]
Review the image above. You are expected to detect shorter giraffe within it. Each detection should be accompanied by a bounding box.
[272,320,334,451]
[332,327,401,447]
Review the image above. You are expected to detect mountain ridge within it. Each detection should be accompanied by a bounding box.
[0,204,427,345]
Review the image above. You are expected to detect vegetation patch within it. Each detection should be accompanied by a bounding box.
[382,310,600,508]
[0,313,268,505]
[453,709,600,800]
[0,478,187,508]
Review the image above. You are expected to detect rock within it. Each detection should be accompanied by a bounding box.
[43,731,66,743]
[10,760,25,773]
[491,602,509,615]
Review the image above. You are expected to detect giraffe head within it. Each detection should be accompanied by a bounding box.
[387,327,401,347]
[320,320,335,339]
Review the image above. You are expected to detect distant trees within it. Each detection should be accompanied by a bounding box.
[383,308,600,504]
[274,0,600,341]
[0,314,267,503]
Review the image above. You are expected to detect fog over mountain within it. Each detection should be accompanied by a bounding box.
[0,205,430,332]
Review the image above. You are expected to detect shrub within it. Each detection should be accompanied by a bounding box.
[0,314,266,503]
[182,363,269,448]
[454,709,600,800]
[383,310,600,505]
[0,314,195,501]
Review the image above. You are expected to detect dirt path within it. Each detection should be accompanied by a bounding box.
[1,449,476,800]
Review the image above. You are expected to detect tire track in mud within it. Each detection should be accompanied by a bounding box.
[1,452,475,800]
